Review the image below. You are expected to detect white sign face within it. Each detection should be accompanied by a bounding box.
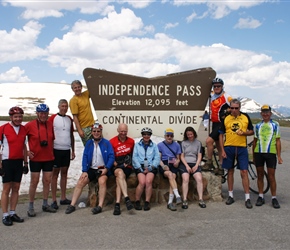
[95,110,204,141]
[84,67,215,141]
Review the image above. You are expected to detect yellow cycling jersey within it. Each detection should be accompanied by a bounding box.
[220,112,253,147]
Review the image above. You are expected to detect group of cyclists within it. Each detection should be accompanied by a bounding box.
[0,77,283,226]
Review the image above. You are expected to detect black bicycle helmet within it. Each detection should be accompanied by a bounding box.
[212,77,224,85]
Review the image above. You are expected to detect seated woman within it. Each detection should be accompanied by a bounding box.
[133,127,160,211]
[179,127,206,209]
[157,128,182,211]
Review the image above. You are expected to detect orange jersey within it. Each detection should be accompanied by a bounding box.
[210,92,232,123]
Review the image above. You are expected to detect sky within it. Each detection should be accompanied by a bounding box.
[0,0,290,106]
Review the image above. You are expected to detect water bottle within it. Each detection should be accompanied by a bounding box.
[144,158,148,169]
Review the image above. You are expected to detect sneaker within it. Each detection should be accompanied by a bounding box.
[167,203,177,211]
[51,201,59,210]
[225,196,235,205]
[10,214,24,223]
[27,208,36,217]
[42,205,57,213]
[60,198,71,205]
[65,205,76,214]
[125,199,134,211]
[134,200,142,210]
[272,198,281,209]
[144,201,150,211]
[113,204,121,215]
[255,197,265,206]
[199,200,206,208]
[176,196,182,205]
[91,206,102,215]
[245,199,253,209]
[182,200,188,209]
[2,216,13,226]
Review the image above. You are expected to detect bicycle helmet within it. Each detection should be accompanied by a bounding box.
[141,127,152,135]
[212,77,224,85]
[36,104,49,112]
[8,106,24,116]
[92,122,103,130]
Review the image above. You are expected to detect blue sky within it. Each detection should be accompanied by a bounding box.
[1,0,290,106]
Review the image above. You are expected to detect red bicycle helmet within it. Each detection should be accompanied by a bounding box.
[9,106,24,116]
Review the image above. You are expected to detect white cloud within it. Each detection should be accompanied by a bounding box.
[234,17,262,29]
[124,0,154,9]
[0,67,30,82]
[0,21,45,63]
[3,0,114,19]
[3,0,265,21]
[164,22,179,30]
[173,0,265,19]
[71,8,144,39]
[186,10,208,22]
[61,25,70,31]
[22,9,63,19]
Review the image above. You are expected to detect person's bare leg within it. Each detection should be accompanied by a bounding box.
[51,168,60,202]
[144,173,154,202]
[135,174,146,201]
[9,182,21,211]
[60,167,69,200]
[181,173,189,200]
[70,176,90,206]
[97,175,108,207]
[29,172,40,203]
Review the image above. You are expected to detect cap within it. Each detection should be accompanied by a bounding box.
[165,128,174,135]
[261,104,271,112]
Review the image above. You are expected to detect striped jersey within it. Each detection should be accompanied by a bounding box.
[254,120,280,154]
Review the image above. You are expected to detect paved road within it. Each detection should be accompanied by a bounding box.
[1,127,290,250]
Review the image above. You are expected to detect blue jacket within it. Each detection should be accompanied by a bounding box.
[132,139,160,172]
[82,138,115,173]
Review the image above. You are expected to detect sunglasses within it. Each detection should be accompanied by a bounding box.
[230,107,239,110]
[213,85,222,88]
[166,134,173,137]
[142,133,151,136]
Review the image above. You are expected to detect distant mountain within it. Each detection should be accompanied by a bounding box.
[238,97,285,119]
[0,82,75,117]
[272,104,290,118]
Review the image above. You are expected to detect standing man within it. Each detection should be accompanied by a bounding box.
[49,99,75,210]
[204,78,232,175]
[219,99,254,209]
[110,123,134,215]
[253,105,283,209]
[69,80,95,146]
[65,123,114,215]
[0,107,28,226]
[25,104,56,217]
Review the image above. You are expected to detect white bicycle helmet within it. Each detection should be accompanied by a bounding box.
[141,127,152,135]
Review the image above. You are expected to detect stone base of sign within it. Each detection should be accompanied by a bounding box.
[86,171,223,207]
